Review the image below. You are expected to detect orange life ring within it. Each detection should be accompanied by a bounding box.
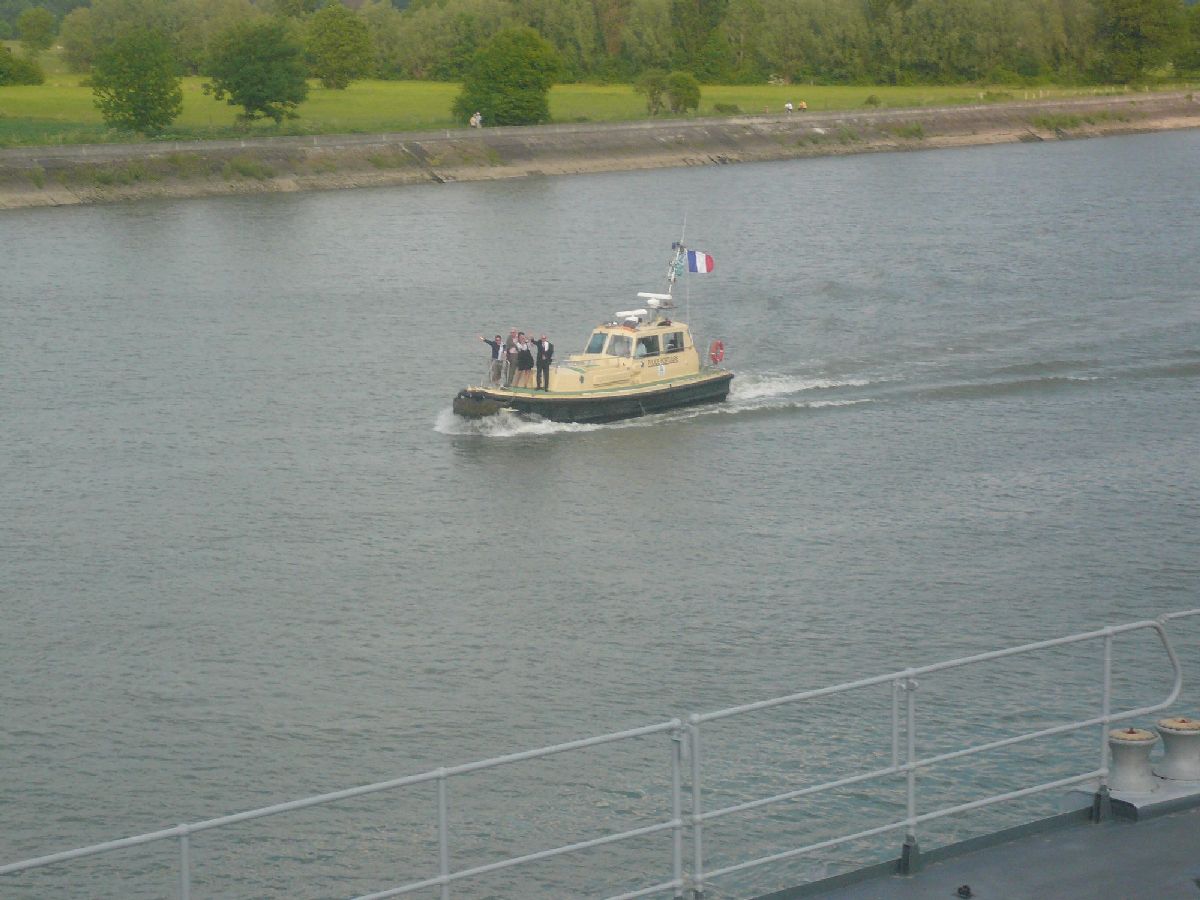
[709,340,725,364]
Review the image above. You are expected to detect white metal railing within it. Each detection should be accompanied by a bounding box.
[1,719,689,900]
[686,609,1200,892]
[2,609,1197,899]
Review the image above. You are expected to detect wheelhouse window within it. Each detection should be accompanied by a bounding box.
[605,334,632,357]
[635,335,660,357]
[664,332,684,353]
[585,331,607,354]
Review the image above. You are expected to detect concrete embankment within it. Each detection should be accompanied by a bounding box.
[1,91,1197,209]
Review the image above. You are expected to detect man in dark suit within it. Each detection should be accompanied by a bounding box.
[535,334,554,391]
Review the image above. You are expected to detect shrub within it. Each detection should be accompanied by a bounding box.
[93,163,149,186]
[367,151,410,169]
[165,153,207,177]
[1031,113,1082,131]
[0,45,45,85]
[665,70,700,113]
[223,156,273,180]
[713,102,741,114]
[634,68,668,115]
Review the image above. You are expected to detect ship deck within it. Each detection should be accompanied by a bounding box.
[768,791,1200,900]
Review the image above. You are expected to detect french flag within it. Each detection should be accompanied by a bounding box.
[686,250,715,273]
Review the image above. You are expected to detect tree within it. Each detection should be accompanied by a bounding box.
[91,27,183,132]
[452,26,561,126]
[17,6,55,55]
[513,0,601,80]
[204,18,308,124]
[669,0,727,75]
[620,0,675,74]
[88,0,179,49]
[0,43,45,84]
[1179,2,1200,73]
[391,0,510,81]
[307,2,373,89]
[173,0,257,76]
[358,0,406,78]
[665,69,699,111]
[720,0,769,82]
[634,67,667,113]
[59,6,94,71]
[262,0,321,17]
[1096,0,1186,82]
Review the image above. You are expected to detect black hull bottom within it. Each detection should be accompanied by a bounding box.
[453,373,734,424]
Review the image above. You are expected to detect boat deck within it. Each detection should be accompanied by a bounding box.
[768,794,1200,900]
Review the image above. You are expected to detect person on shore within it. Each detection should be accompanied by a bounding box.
[469,111,482,128]
[798,100,807,111]
[480,333,504,384]
[785,101,793,114]
[514,332,535,388]
[535,334,554,391]
[503,328,518,385]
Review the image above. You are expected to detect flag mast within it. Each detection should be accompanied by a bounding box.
[667,215,687,297]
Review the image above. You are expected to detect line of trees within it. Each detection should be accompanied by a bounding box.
[3,0,1199,129]
[2,0,1198,87]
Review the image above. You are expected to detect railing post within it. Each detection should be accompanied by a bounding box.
[178,825,190,900]
[899,675,920,874]
[1093,630,1115,822]
[437,769,450,900]
[688,716,704,899]
[1100,629,1113,777]
[671,725,684,899]
[891,679,901,769]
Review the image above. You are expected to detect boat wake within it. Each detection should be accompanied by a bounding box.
[434,408,606,438]
[434,373,879,437]
[437,354,1196,438]
[728,373,876,407]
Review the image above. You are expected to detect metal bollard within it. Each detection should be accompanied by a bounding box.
[1108,727,1158,793]
[1154,717,1200,781]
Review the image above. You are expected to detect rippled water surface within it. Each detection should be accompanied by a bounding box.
[3,130,1199,898]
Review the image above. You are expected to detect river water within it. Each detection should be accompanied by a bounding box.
[3,130,1199,899]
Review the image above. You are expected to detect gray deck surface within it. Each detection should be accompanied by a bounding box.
[803,805,1200,899]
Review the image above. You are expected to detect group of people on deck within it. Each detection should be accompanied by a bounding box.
[480,329,554,390]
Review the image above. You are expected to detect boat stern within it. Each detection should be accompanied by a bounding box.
[453,389,508,418]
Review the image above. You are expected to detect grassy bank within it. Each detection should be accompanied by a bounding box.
[2,45,1169,148]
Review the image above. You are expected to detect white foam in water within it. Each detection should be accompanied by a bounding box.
[730,373,874,402]
[433,373,878,435]
[433,407,603,437]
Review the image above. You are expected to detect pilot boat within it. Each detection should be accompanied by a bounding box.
[452,243,734,424]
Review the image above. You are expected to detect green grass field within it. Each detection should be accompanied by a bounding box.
[0,43,1176,148]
